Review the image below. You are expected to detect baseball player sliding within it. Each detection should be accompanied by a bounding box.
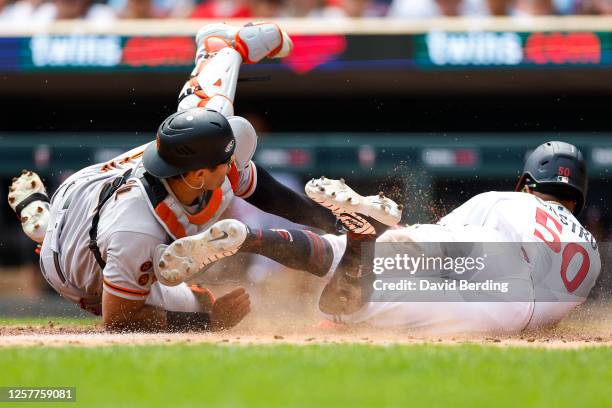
[151,141,601,334]
[307,141,602,333]
[8,22,340,332]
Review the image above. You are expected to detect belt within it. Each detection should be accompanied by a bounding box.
[62,191,75,210]
[52,251,67,284]
[61,182,76,210]
[49,182,76,284]
[39,248,67,286]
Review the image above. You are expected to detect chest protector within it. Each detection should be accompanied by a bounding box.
[130,164,235,241]
[87,147,242,269]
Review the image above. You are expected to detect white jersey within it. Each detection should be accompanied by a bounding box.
[329,191,601,333]
[439,191,601,327]
[40,143,257,311]
[439,192,600,293]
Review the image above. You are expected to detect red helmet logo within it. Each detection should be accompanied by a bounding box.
[558,166,571,177]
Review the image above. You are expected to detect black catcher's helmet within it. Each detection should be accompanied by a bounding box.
[143,108,235,178]
[515,141,587,215]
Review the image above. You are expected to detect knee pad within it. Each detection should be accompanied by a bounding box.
[234,23,293,64]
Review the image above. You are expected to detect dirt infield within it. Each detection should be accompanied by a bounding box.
[2,271,611,349]
[1,302,611,349]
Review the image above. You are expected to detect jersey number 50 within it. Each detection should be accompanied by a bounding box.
[534,208,589,293]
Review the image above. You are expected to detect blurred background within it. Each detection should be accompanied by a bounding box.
[0,6,610,318]
[2,0,612,20]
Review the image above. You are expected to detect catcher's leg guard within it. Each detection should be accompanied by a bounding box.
[178,46,242,116]
[8,170,50,243]
[178,22,292,115]
[154,219,248,286]
[233,22,293,64]
[193,23,240,64]
[194,22,292,64]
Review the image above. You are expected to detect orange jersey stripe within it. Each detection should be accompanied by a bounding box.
[227,163,240,192]
[240,162,256,197]
[103,278,150,296]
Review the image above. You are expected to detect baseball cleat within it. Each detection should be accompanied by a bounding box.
[8,170,50,243]
[155,219,248,286]
[196,22,292,63]
[305,177,402,235]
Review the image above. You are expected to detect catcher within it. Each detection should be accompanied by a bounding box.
[8,22,339,332]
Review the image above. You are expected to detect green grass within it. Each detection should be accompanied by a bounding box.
[0,344,610,408]
[0,317,100,326]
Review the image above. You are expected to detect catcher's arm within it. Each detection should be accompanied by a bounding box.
[102,288,250,333]
[102,292,166,332]
[101,230,250,332]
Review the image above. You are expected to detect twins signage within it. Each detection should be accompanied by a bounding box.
[419,31,603,67]
[0,31,609,72]
[18,34,347,72]
[31,35,122,67]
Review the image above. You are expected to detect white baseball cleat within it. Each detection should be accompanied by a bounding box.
[305,177,402,234]
[155,219,248,286]
[196,22,293,63]
[8,170,50,243]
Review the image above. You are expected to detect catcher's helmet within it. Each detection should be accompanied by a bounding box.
[515,141,587,215]
[143,108,235,178]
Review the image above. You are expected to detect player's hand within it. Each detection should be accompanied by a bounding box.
[210,287,251,331]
